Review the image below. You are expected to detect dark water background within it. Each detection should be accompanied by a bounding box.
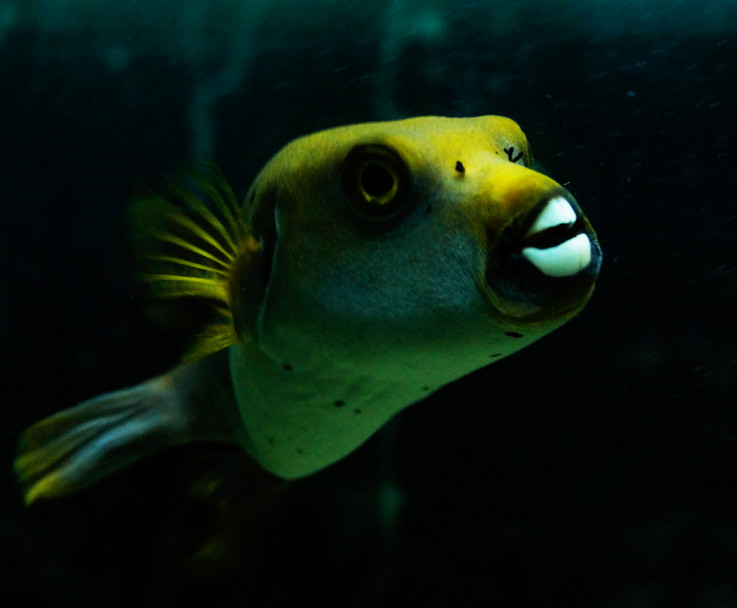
[1,0,736,606]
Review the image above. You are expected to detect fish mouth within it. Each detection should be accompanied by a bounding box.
[485,191,602,320]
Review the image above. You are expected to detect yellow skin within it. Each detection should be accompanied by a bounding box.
[15,116,601,503]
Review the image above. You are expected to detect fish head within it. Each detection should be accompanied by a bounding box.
[238,116,601,382]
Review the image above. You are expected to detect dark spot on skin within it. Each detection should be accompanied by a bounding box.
[422,386,430,391]
[503,147,524,163]
[353,409,362,415]
[490,353,502,358]
[505,331,523,338]
[267,437,275,445]
[455,160,465,173]
[282,363,293,371]
[296,448,304,454]
[334,400,345,408]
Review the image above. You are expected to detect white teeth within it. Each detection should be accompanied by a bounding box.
[522,233,592,277]
[525,196,577,237]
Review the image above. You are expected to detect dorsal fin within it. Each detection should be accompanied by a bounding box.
[129,165,260,363]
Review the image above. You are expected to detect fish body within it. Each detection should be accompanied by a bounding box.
[15,116,601,502]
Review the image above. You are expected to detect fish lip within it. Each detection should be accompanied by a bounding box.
[498,189,601,275]
[483,189,602,321]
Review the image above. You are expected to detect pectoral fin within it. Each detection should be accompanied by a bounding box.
[129,165,262,363]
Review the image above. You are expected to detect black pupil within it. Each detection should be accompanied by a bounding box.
[361,162,394,197]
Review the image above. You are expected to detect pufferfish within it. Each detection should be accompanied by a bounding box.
[14,116,601,504]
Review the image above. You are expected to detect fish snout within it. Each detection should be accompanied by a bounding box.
[485,190,602,321]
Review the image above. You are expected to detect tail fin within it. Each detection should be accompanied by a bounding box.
[14,376,194,505]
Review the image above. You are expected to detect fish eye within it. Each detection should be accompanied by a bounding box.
[343,145,410,221]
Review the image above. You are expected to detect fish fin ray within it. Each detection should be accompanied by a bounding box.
[14,378,192,505]
[129,165,259,361]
